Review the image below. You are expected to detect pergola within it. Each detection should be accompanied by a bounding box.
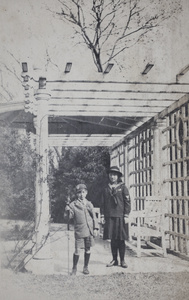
[1,65,189,272]
[2,78,189,146]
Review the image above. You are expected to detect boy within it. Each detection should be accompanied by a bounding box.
[65,184,98,275]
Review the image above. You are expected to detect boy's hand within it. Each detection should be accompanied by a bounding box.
[101,215,105,225]
[65,205,70,211]
[93,229,98,237]
[124,216,129,224]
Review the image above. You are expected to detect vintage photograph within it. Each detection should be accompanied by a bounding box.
[0,1,189,299]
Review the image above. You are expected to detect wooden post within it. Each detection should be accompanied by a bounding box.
[153,118,168,255]
[126,138,136,242]
[124,140,129,189]
[127,138,136,211]
[152,119,166,196]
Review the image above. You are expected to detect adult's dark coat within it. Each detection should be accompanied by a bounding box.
[101,182,131,240]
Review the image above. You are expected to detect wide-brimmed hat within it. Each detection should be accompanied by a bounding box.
[108,166,123,177]
[76,183,87,193]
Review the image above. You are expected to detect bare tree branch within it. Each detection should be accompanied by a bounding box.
[1,62,21,83]
[0,91,11,102]
[0,86,14,102]
[53,0,182,72]
[6,50,20,65]
[53,146,62,161]
[45,49,59,71]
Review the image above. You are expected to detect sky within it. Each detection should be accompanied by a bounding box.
[0,0,189,104]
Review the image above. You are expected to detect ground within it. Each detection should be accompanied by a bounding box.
[1,220,189,300]
[1,269,189,300]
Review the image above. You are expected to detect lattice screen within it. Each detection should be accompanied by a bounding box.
[163,101,189,255]
[110,99,189,256]
[110,142,125,177]
[127,127,153,211]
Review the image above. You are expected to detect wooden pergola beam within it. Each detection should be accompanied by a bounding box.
[0,102,24,113]
[50,92,183,102]
[156,94,189,120]
[48,110,160,117]
[47,80,189,94]
[48,134,125,147]
[50,98,175,106]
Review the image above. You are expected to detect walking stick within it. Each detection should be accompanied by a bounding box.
[66,196,71,275]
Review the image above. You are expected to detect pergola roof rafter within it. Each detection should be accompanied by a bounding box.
[47,80,189,92]
[48,134,126,147]
[50,98,174,105]
[45,80,189,147]
[1,80,189,148]
[59,116,130,131]
[45,80,189,118]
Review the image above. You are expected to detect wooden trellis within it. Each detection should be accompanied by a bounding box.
[110,142,125,179]
[127,127,154,211]
[162,99,189,256]
[111,96,189,258]
[111,122,168,257]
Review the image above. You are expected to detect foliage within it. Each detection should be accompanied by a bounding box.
[56,0,181,72]
[0,122,110,223]
[49,146,110,222]
[0,123,36,220]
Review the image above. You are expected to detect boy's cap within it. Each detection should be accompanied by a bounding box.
[76,184,87,193]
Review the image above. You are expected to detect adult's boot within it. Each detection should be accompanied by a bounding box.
[119,240,128,268]
[106,239,118,267]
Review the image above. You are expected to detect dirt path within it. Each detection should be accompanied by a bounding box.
[1,221,189,299]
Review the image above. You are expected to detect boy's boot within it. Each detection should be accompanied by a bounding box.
[119,240,128,268]
[106,239,118,267]
[83,252,90,275]
[71,254,79,275]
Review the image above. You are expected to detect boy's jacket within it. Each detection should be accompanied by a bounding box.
[68,199,98,238]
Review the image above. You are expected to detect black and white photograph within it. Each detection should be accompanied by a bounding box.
[0,1,189,299]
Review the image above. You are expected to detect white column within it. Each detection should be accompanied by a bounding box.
[33,90,51,259]
[25,84,53,274]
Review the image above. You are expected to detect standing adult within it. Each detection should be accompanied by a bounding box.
[100,166,131,268]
